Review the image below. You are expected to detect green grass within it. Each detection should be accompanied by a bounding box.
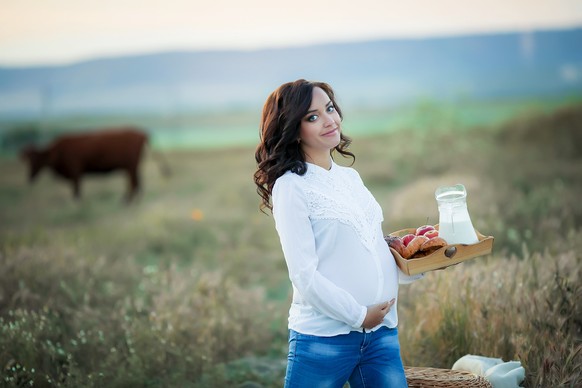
[1,101,581,387]
[2,94,581,155]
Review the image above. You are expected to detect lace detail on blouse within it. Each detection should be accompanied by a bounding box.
[301,164,383,253]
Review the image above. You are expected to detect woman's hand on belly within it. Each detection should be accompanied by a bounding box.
[362,298,395,329]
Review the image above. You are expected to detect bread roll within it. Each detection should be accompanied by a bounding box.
[385,236,406,258]
[403,235,429,259]
[420,237,447,251]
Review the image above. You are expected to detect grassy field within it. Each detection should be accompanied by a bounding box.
[3,95,581,154]
[1,102,581,387]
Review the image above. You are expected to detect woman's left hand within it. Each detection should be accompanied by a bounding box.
[362,298,395,329]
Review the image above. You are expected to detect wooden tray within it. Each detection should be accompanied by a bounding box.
[387,227,494,275]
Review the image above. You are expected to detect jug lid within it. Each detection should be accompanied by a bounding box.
[435,183,467,202]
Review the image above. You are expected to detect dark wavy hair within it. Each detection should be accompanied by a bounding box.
[253,79,355,212]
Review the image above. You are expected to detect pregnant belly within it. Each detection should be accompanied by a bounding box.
[319,256,382,305]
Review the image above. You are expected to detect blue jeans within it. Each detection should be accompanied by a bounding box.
[285,326,408,387]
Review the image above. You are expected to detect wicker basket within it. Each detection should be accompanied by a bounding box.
[405,366,492,387]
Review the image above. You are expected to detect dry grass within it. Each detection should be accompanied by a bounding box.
[398,232,582,386]
[1,103,581,386]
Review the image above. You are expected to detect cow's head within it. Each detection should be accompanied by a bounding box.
[20,146,48,182]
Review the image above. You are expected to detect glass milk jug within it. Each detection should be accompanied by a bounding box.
[435,184,479,245]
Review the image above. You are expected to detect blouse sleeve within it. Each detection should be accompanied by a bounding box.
[398,268,425,284]
[272,176,367,329]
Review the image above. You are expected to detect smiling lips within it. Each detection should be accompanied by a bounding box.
[322,128,338,137]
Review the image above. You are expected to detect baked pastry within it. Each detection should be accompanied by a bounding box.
[384,236,406,258]
[420,236,447,252]
[403,235,429,259]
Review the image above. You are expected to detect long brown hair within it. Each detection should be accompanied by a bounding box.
[253,79,355,212]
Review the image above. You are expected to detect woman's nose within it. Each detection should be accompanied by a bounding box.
[324,113,335,126]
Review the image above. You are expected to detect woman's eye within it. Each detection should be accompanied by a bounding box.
[327,105,335,113]
[307,115,318,122]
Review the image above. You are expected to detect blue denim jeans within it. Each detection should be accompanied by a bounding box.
[285,326,408,387]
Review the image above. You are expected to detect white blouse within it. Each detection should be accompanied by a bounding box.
[272,161,422,336]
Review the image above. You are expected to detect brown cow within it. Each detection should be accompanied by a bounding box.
[20,127,168,202]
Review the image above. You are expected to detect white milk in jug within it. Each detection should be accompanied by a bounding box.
[435,185,479,245]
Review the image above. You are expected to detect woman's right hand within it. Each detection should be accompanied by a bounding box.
[362,298,395,329]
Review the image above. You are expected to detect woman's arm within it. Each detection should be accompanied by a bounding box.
[273,176,367,328]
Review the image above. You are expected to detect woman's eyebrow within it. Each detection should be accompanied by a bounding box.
[305,100,332,115]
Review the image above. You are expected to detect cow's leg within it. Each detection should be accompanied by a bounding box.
[71,177,81,199]
[125,168,140,203]
[64,164,82,200]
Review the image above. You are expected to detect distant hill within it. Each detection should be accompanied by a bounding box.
[1,27,581,119]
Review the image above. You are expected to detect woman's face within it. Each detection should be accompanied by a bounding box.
[299,87,341,162]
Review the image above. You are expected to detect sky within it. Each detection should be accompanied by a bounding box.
[1,0,582,67]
